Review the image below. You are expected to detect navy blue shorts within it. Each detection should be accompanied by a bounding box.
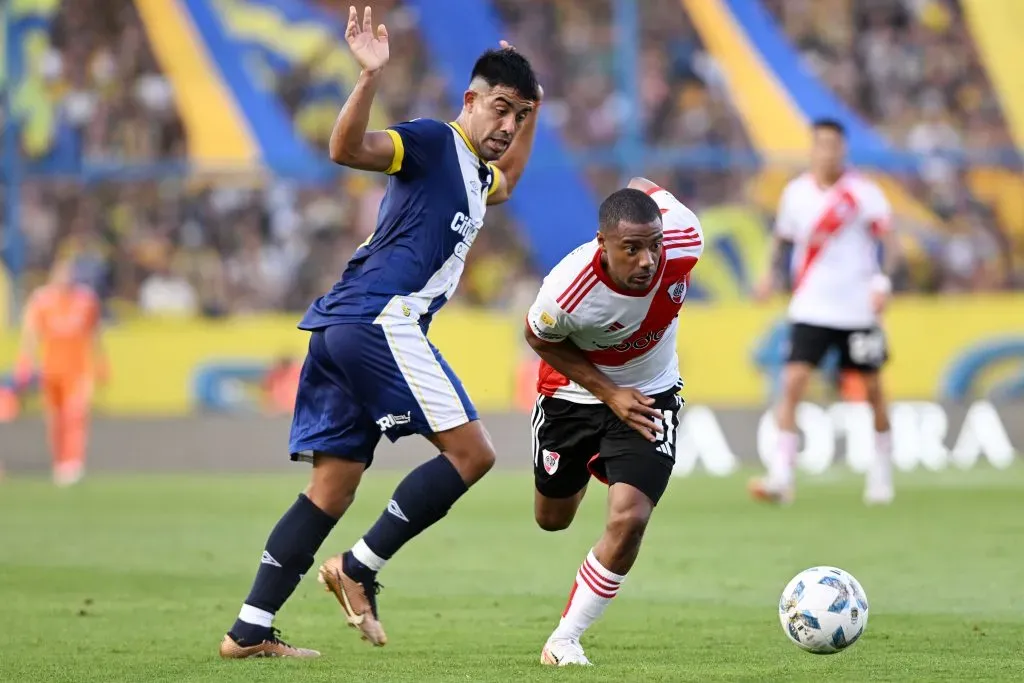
[288,323,478,466]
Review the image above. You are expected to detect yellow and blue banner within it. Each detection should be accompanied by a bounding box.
[207,0,391,147]
[4,0,79,164]
[133,0,322,177]
[3,298,1022,415]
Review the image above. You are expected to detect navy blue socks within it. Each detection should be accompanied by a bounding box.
[230,494,337,644]
[348,455,468,575]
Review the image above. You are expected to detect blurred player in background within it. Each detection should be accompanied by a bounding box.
[15,259,106,487]
[524,182,703,665]
[219,6,541,659]
[750,118,900,506]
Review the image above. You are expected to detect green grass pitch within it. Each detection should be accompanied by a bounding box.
[2,466,1023,682]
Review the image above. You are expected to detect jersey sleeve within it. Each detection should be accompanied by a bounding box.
[383,118,449,177]
[486,163,504,198]
[866,183,893,236]
[526,281,575,343]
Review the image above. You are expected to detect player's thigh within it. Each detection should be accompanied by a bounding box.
[532,395,604,502]
[596,391,681,506]
[288,329,381,467]
[838,326,889,374]
[327,323,479,441]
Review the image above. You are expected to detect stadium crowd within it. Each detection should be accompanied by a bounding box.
[8,0,1021,321]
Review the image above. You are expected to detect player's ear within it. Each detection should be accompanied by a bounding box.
[463,89,477,113]
[596,231,606,250]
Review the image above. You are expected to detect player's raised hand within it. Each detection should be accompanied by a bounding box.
[606,387,663,443]
[346,6,389,73]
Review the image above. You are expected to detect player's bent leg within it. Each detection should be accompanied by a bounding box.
[222,454,363,659]
[325,421,494,648]
[749,361,814,505]
[861,371,894,505]
[542,484,654,667]
[222,330,379,659]
[534,486,588,532]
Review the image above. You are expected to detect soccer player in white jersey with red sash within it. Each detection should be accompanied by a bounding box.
[750,118,901,506]
[524,180,703,666]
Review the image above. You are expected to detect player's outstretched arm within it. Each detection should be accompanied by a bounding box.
[487,81,543,205]
[328,6,397,172]
[524,325,662,442]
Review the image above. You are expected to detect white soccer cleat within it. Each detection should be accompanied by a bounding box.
[863,462,894,506]
[863,480,894,506]
[53,462,84,487]
[540,638,592,666]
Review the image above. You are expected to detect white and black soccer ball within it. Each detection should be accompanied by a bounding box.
[778,566,869,654]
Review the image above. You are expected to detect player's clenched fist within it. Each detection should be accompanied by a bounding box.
[346,5,389,73]
[605,387,663,442]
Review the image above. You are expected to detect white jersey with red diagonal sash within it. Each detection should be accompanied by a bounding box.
[526,187,703,404]
[776,171,892,329]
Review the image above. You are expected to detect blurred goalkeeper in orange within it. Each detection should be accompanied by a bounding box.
[15,260,107,486]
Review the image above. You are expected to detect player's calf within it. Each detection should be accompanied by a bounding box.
[543,483,655,664]
[592,483,653,574]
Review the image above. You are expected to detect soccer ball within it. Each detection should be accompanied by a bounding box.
[778,566,869,655]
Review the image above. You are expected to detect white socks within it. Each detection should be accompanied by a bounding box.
[770,430,799,488]
[551,550,626,642]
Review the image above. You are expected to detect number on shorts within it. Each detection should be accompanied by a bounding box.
[848,329,886,366]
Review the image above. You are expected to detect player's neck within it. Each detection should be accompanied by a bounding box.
[598,253,630,292]
[812,168,845,189]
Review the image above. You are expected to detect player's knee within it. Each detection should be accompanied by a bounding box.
[605,507,651,550]
[305,454,364,517]
[535,509,573,532]
[445,439,496,480]
[305,485,355,518]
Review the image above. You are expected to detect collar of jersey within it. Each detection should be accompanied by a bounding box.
[591,246,666,297]
[449,121,481,158]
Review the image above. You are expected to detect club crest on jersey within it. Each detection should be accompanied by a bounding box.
[542,449,560,475]
[667,279,689,304]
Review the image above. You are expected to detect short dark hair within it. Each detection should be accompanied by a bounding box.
[812,117,846,137]
[470,48,540,101]
[598,188,662,233]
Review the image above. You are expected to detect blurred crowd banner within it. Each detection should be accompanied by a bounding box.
[1,296,1022,416]
[1,403,1019,475]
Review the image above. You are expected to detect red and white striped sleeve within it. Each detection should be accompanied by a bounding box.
[526,244,597,343]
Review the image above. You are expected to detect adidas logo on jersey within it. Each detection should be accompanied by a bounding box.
[605,321,625,333]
